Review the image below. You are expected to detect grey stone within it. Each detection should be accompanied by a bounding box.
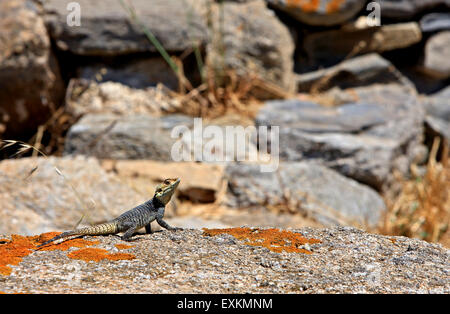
[266,0,366,26]
[65,81,181,118]
[225,162,386,227]
[374,0,450,20]
[64,113,193,160]
[207,0,295,95]
[423,95,450,141]
[42,0,208,56]
[296,53,414,92]
[256,99,389,133]
[303,22,422,65]
[423,31,450,79]
[420,13,450,33]
[77,58,179,90]
[255,84,425,189]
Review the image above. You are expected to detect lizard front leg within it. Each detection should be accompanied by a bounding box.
[145,223,152,234]
[156,207,182,231]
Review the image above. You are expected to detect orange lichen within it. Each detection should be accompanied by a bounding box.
[287,0,320,12]
[326,0,345,13]
[0,232,99,276]
[115,244,134,250]
[203,227,321,254]
[67,248,136,262]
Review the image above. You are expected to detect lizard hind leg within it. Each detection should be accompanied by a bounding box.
[119,221,138,241]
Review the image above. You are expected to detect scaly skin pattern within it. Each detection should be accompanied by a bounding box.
[36,178,181,249]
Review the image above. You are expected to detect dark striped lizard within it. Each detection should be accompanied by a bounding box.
[36,178,181,248]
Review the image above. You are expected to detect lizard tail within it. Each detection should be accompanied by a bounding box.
[35,230,79,249]
[35,222,119,249]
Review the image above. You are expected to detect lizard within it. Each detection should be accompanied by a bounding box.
[36,178,181,249]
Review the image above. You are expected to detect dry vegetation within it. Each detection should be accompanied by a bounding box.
[379,138,450,247]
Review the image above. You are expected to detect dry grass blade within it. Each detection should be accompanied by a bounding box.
[1,139,96,229]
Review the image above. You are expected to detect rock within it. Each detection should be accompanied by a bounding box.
[296,53,414,92]
[303,22,422,65]
[423,94,450,141]
[1,227,447,293]
[65,80,181,118]
[256,84,426,189]
[207,0,295,95]
[420,13,450,33]
[374,0,450,20]
[434,85,450,97]
[77,58,180,90]
[42,0,208,56]
[0,0,64,138]
[0,156,150,235]
[267,0,366,26]
[64,113,193,160]
[101,160,226,203]
[423,31,450,79]
[64,112,259,163]
[225,162,386,227]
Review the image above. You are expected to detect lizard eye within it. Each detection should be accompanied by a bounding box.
[163,179,170,185]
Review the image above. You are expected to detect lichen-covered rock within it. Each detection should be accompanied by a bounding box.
[0,227,448,293]
[267,0,366,26]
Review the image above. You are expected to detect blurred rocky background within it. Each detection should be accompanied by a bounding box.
[0,0,449,247]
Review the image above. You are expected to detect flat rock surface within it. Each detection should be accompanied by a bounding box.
[0,227,448,293]
[42,0,207,55]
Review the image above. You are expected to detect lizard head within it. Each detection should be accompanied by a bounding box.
[154,178,180,205]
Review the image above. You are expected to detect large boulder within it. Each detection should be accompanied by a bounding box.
[225,162,386,228]
[0,227,448,293]
[267,0,366,26]
[0,0,64,138]
[41,0,208,56]
[255,84,426,189]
